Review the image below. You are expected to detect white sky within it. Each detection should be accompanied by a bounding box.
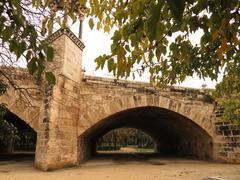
[70,20,222,89]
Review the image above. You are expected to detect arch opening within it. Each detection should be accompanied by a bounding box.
[96,127,156,154]
[0,109,36,162]
[78,106,213,163]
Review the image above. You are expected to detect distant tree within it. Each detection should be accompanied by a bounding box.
[97,128,154,150]
[0,104,18,151]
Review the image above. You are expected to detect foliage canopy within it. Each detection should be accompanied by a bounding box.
[0,0,239,89]
[85,0,240,87]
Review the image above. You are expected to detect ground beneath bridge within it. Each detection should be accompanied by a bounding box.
[0,152,239,180]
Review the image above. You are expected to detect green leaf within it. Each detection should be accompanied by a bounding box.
[22,25,31,38]
[2,27,12,42]
[30,29,37,48]
[16,42,27,59]
[9,40,18,53]
[147,2,162,41]
[107,58,115,72]
[25,51,32,61]
[36,63,45,80]
[79,0,87,5]
[112,31,122,42]
[27,58,37,75]
[117,47,126,59]
[44,0,51,7]
[47,19,53,35]
[167,0,186,22]
[41,17,48,36]
[221,0,233,10]
[95,56,106,69]
[11,0,21,9]
[88,18,94,30]
[200,32,211,45]
[45,72,56,84]
[45,46,54,61]
[62,17,68,28]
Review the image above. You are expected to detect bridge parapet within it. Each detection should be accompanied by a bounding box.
[83,75,214,104]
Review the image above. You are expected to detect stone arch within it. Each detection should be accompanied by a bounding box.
[78,95,215,163]
[78,94,215,137]
[0,90,40,132]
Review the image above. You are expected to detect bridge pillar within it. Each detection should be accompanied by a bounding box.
[35,29,84,170]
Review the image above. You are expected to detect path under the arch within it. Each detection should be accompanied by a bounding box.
[0,153,239,180]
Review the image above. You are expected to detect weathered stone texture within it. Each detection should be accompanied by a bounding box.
[212,106,240,163]
[0,67,42,132]
[78,76,215,136]
[35,29,83,170]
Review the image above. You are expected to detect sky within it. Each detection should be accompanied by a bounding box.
[70,20,222,89]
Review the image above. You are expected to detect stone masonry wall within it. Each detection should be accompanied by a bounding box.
[212,106,240,163]
[78,76,216,137]
[76,76,216,163]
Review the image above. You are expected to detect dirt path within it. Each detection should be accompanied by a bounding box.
[0,153,240,180]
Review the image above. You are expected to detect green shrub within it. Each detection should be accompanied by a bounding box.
[221,98,240,126]
[0,104,19,148]
[0,119,18,147]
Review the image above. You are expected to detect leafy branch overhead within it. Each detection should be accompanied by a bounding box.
[1,0,239,88]
[88,0,239,87]
[0,0,55,84]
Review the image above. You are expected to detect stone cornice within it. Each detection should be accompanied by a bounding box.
[46,28,85,50]
[83,75,214,95]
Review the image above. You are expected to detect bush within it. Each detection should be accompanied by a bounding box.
[0,104,19,149]
[0,119,18,148]
[222,98,240,126]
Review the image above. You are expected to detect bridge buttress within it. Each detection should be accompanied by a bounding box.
[35,29,84,170]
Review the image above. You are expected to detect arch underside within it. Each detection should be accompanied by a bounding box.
[79,106,213,162]
[0,92,40,132]
[2,109,37,154]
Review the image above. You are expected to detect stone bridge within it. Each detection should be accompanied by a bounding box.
[0,29,239,171]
